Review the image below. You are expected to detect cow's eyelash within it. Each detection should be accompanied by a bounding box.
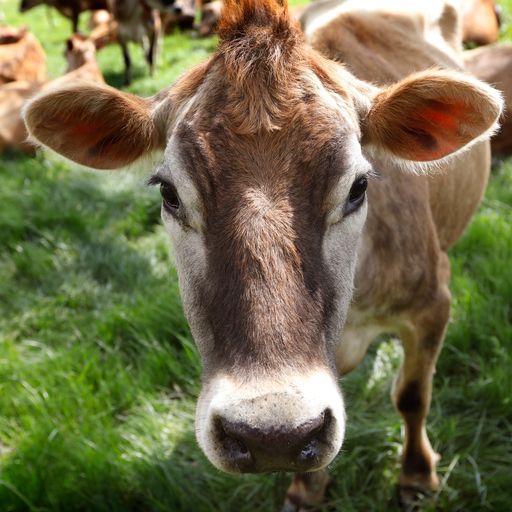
[367,168,382,180]
[147,174,163,187]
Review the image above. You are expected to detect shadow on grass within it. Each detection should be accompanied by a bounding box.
[103,65,148,91]
[1,150,196,377]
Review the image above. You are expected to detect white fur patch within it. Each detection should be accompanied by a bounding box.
[196,369,346,473]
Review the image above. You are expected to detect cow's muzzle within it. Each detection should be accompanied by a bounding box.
[215,407,334,472]
[196,371,345,473]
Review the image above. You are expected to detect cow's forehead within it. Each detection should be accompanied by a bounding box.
[168,85,360,199]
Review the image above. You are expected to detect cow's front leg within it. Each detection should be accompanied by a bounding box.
[393,256,451,508]
[119,37,132,86]
[282,469,330,511]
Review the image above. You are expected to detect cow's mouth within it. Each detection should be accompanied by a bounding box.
[195,371,346,474]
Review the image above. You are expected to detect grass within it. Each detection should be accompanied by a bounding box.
[0,0,511,511]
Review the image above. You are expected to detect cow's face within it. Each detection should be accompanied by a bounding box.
[151,69,370,472]
[24,0,501,476]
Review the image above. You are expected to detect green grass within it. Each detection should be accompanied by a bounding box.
[0,0,511,511]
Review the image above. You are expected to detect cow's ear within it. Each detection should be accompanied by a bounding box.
[23,82,165,169]
[363,70,503,163]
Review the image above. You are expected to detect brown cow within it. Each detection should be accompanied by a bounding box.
[19,0,108,33]
[0,33,103,154]
[465,44,512,155]
[461,0,501,46]
[0,26,46,84]
[23,0,502,509]
[88,9,118,48]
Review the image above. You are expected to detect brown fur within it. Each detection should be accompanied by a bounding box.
[461,0,500,46]
[217,0,307,133]
[465,44,512,155]
[0,27,47,84]
[22,0,503,506]
[0,34,103,155]
[309,9,462,85]
[176,118,348,375]
[366,70,500,161]
[89,9,118,48]
[25,83,158,166]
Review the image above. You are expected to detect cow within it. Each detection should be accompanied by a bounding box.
[461,0,501,46]
[0,33,103,154]
[88,9,118,48]
[22,0,502,509]
[162,0,196,33]
[465,44,512,155]
[19,0,108,33]
[0,26,46,84]
[107,0,173,85]
[60,32,105,84]
[197,0,222,36]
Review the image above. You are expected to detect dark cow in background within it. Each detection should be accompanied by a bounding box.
[107,0,185,85]
[19,0,108,32]
[107,0,163,85]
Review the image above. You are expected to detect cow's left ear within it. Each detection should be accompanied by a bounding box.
[363,69,503,163]
[23,82,166,169]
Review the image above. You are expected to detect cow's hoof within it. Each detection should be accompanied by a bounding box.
[397,483,436,512]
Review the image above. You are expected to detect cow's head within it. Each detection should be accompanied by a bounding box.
[24,0,501,474]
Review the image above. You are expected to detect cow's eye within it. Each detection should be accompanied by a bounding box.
[160,182,180,212]
[345,175,367,215]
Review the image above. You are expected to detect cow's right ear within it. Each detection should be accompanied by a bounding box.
[23,82,166,169]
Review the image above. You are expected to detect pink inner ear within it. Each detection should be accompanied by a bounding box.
[406,101,471,161]
[421,106,460,131]
[70,121,102,142]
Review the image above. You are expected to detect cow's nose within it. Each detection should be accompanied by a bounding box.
[215,409,331,472]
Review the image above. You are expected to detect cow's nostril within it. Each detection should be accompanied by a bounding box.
[216,418,253,470]
[215,409,332,472]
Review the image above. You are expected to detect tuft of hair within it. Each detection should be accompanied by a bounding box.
[217,0,306,133]
[218,0,290,42]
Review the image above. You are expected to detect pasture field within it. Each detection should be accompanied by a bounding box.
[0,0,511,511]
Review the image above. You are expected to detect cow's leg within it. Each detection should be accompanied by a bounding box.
[146,26,157,76]
[393,253,451,506]
[282,469,330,511]
[72,9,80,33]
[119,37,132,86]
[143,10,161,77]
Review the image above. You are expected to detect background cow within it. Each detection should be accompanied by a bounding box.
[465,44,512,155]
[0,26,46,84]
[0,33,103,154]
[19,0,108,33]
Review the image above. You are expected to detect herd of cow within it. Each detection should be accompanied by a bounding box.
[0,0,512,158]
